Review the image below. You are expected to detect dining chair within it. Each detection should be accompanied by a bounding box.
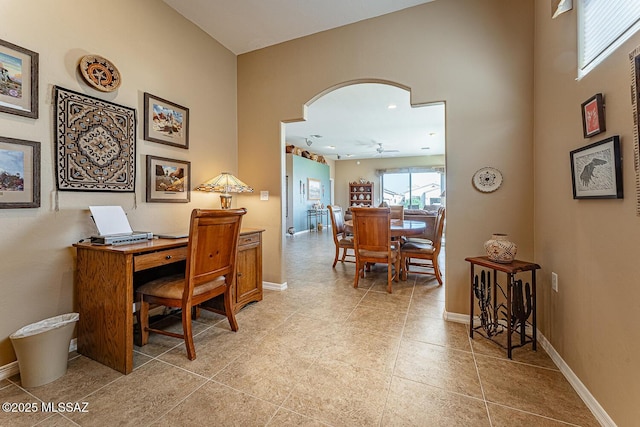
[328,205,355,267]
[351,206,400,293]
[400,207,445,284]
[390,205,404,220]
[136,208,246,360]
[404,206,442,245]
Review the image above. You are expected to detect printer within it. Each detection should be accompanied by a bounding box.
[89,206,153,245]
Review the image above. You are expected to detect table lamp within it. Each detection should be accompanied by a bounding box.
[195,172,253,208]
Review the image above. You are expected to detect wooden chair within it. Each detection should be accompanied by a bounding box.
[351,207,400,293]
[328,205,355,267]
[136,208,246,360]
[404,206,442,245]
[400,207,445,284]
[390,205,404,220]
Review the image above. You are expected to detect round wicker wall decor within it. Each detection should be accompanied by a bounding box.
[78,55,121,92]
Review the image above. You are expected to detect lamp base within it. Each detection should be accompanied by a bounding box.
[220,194,232,209]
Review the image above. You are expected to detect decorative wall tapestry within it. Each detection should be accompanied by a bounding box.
[54,86,136,192]
[629,46,640,215]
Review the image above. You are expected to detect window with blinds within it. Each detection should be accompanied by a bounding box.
[578,0,640,78]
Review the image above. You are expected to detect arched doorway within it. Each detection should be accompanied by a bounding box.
[282,80,446,279]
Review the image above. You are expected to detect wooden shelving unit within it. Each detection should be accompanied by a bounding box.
[349,181,373,207]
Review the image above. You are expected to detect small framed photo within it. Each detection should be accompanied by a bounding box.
[581,93,605,138]
[143,93,189,149]
[570,135,622,199]
[307,178,321,200]
[0,137,40,208]
[0,39,38,118]
[146,155,190,203]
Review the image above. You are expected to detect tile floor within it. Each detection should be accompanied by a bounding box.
[1,231,600,426]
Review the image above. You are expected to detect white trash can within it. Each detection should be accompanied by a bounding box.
[9,313,79,388]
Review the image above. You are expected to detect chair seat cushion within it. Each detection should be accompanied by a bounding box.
[338,236,354,247]
[137,274,226,300]
[358,248,399,262]
[401,241,436,255]
[405,237,434,245]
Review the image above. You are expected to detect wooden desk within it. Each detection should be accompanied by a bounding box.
[344,219,426,237]
[73,229,263,374]
[465,256,540,359]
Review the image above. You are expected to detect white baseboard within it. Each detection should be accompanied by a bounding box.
[0,361,19,381]
[0,338,78,382]
[263,281,287,291]
[443,310,615,426]
[537,334,616,427]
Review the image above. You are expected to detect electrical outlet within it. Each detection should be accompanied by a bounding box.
[551,272,558,292]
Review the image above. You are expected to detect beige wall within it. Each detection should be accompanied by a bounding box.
[534,2,640,424]
[238,0,534,321]
[0,0,238,365]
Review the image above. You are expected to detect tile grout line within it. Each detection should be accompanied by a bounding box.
[469,333,495,427]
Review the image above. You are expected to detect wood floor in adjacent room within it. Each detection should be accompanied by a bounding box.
[1,230,599,426]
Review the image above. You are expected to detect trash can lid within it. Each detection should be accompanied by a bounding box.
[10,313,79,339]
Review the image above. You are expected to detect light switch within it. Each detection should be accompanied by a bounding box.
[260,191,269,200]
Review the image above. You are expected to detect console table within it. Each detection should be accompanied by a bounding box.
[307,209,328,231]
[465,256,540,359]
[73,228,263,374]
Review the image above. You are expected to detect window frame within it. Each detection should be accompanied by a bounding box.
[577,0,640,79]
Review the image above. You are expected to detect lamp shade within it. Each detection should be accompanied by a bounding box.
[195,172,254,194]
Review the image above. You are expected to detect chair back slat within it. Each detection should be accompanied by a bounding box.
[185,209,246,298]
[432,207,445,252]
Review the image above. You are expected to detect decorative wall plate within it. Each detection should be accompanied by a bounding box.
[472,167,503,193]
[78,55,121,92]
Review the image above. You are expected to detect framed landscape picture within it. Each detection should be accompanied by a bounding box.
[307,178,321,200]
[570,135,622,199]
[0,39,38,118]
[581,93,605,138]
[144,93,189,149]
[146,155,190,203]
[0,137,40,208]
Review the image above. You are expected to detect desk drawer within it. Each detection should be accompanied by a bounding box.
[134,247,188,272]
[239,233,261,248]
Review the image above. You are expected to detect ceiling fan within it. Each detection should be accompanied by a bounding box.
[376,143,399,155]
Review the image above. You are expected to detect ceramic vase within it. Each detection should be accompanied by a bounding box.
[484,233,517,263]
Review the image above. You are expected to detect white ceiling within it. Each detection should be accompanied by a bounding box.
[285,83,445,160]
[162,0,434,55]
[162,0,444,160]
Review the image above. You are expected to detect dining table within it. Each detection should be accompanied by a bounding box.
[344,218,426,238]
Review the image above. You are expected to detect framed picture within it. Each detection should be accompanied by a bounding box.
[146,155,190,203]
[0,137,40,208]
[0,39,38,118]
[144,93,189,149]
[307,178,321,200]
[570,135,622,199]
[581,93,605,138]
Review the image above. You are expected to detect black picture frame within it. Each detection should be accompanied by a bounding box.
[570,135,622,199]
[581,93,605,138]
[143,93,189,149]
[146,155,191,203]
[0,137,40,208]
[0,39,38,118]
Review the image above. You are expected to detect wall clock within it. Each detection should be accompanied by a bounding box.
[78,54,121,92]
[472,167,503,193]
